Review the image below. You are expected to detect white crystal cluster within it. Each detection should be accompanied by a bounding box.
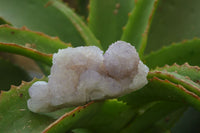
[27,41,149,113]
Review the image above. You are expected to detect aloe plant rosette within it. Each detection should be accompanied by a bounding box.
[0,0,200,133]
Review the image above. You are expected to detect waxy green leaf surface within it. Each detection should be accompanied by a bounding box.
[146,0,200,53]
[88,0,134,50]
[121,0,158,52]
[0,25,69,54]
[155,63,200,83]
[0,42,52,66]
[120,76,200,111]
[0,0,85,46]
[0,78,55,133]
[145,39,200,69]
[52,1,102,49]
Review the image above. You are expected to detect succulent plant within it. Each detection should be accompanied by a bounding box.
[0,0,200,133]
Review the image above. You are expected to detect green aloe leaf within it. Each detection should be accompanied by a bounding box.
[0,25,70,75]
[0,77,55,133]
[147,106,186,133]
[0,25,70,54]
[0,58,30,91]
[121,0,158,53]
[145,39,200,69]
[149,71,200,98]
[52,1,102,49]
[155,63,200,84]
[43,100,135,133]
[120,101,186,133]
[72,128,93,133]
[0,42,52,65]
[120,76,200,111]
[146,0,200,53]
[119,65,200,132]
[0,0,85,46]
[88,0,134,50]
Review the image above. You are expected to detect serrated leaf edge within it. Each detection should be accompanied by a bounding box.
[0,24,71,47]
[42,101,94,133]
[0,42,52,65]
[151,76,200,101]
[156,62,200,72]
